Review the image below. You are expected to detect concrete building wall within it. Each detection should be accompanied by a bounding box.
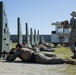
[10,35,51,43]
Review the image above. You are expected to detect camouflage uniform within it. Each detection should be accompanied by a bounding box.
[38,44,55,52]
[6,48,65,64]
[69,16,76,58]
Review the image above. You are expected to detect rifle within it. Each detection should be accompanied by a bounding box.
[0,48,16,60]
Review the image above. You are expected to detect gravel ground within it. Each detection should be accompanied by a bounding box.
[0,60,72,75]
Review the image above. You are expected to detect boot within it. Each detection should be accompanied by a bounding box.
[71,54,76,59]
[64,58,76,65]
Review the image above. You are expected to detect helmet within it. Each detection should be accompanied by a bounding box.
[70,11,76,17]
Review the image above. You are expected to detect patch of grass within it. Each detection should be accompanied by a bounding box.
[55,46,73,59]
[65,65,76,75]
[12,43,17,48]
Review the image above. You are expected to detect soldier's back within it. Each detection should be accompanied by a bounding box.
[18,48,34,61]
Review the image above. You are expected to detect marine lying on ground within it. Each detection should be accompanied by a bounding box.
[31,44,56,57]
[0,42,76,65]
[5,44,76,65]
[25,42,55,52]
[0,43,55,59]
[39,44,55,52]
[32,43,55,52]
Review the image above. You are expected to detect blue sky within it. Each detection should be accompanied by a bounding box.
[1,0,76,34]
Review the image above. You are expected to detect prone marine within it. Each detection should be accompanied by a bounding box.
[6,44,76,65]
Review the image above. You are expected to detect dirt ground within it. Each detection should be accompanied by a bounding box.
[0,50,73,75]
[0,58,72,75]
